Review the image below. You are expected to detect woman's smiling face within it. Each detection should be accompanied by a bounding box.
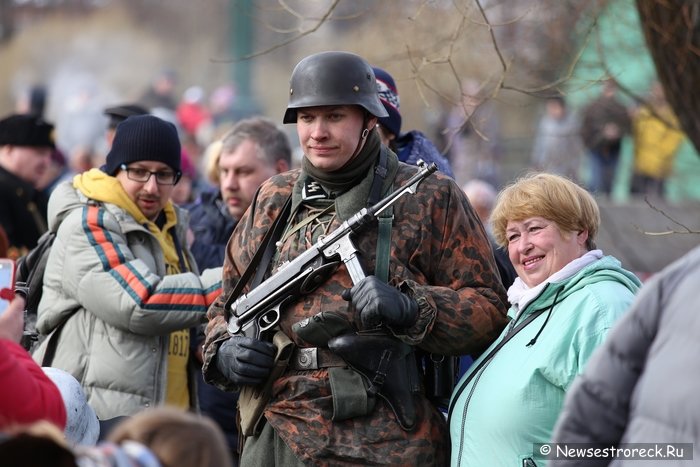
[506,217,588,288]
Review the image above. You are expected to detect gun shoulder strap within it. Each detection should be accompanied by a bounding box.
[373,145,393,283]
[228,146,389,306]
[224,195,293,312]
[447,307,548,423]
[375,210,393,283]
[368,145,389,206]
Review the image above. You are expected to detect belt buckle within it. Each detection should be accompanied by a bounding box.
[296,347,318,370]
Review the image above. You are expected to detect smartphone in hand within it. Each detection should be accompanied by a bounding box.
[0,258,16,315]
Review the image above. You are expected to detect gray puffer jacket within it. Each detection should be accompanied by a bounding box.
[34,178,222,419]
[551,245,700,466]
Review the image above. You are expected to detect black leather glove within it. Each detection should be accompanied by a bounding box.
[342,276,419,330]
[215,335,277,386]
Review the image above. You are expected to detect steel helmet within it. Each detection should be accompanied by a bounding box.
[283,51,389,123]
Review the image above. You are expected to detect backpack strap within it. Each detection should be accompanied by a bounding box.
[16,230,54,288]
[40,319,67,366]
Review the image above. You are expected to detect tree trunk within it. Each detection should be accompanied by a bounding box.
[636,0,700,152]
[0,0,14,43]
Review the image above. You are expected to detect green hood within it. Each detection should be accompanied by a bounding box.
[508,255,642,320]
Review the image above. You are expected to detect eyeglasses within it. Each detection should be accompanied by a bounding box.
[120,164,181,185]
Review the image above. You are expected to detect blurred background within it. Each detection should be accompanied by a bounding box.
[1,0,698,272]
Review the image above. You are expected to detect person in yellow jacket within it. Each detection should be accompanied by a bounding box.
[631,81,685,199]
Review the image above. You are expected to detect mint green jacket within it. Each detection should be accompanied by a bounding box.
[449,256,641,467]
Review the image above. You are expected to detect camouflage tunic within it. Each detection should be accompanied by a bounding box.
[203,156,509,466]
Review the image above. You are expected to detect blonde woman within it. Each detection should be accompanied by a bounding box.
[449,173,641,466]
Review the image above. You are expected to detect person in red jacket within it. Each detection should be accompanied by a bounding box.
[0,295,66,430]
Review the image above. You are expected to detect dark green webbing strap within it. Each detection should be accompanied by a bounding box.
[370,145,392,282]
[367,145,389,207]
[375,208,393,283]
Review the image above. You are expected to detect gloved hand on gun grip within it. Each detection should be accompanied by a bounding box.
[342,276,419,330]
[215,335,277,386]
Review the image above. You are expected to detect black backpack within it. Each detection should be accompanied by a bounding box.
[15,230,56,350]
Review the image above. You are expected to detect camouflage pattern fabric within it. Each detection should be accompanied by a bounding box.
[203,160,509,466]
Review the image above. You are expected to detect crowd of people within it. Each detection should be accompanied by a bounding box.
[438,76,687,201]
[0,49,696,467]
[528,78,687,200]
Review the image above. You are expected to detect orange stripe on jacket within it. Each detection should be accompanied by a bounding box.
[85,206,124,269]
[112,263,152,301]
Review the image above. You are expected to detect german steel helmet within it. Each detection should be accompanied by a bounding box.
[283,51,389,123]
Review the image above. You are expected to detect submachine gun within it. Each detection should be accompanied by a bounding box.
[225,161,455,431]
[226,161,437,340]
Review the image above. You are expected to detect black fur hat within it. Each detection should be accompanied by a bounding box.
[0,114,55,149]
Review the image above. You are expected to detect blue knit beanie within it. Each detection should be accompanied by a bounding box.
[372,67,402,137]
[103,115,181,176]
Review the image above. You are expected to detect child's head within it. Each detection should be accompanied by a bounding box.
[0,421,77,467]
[107,407,233,467]
[545,95,566,120]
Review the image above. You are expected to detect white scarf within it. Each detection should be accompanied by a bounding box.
[507,249,604,317]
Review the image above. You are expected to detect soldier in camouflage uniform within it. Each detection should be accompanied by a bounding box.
[202,51,509,466]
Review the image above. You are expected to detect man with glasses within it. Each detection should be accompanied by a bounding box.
[33,115,222,421]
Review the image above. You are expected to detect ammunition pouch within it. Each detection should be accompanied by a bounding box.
[328,366,375,421]
[418,350,458,411]
[328,331,420,431]
[292,311,355,347]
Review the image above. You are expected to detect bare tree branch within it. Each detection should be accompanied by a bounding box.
[211,0,341,63]
[475,0,508,73]
[633,197,700,235]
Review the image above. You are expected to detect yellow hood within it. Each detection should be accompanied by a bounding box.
[73,169,184,272]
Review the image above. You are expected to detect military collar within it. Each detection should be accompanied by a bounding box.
[291,147,399,222]
[302,178,331,201]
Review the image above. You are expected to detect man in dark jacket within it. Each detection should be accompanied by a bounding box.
[580,79,631,196]
[188,117,292,270]
[462,178,517,289]
[0,114,55,258]
[187,116,291,462]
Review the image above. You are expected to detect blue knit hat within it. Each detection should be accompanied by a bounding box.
[372,67,402,137]
[103,115,181,176]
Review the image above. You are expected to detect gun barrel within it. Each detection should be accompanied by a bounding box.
[369,161,437,217]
